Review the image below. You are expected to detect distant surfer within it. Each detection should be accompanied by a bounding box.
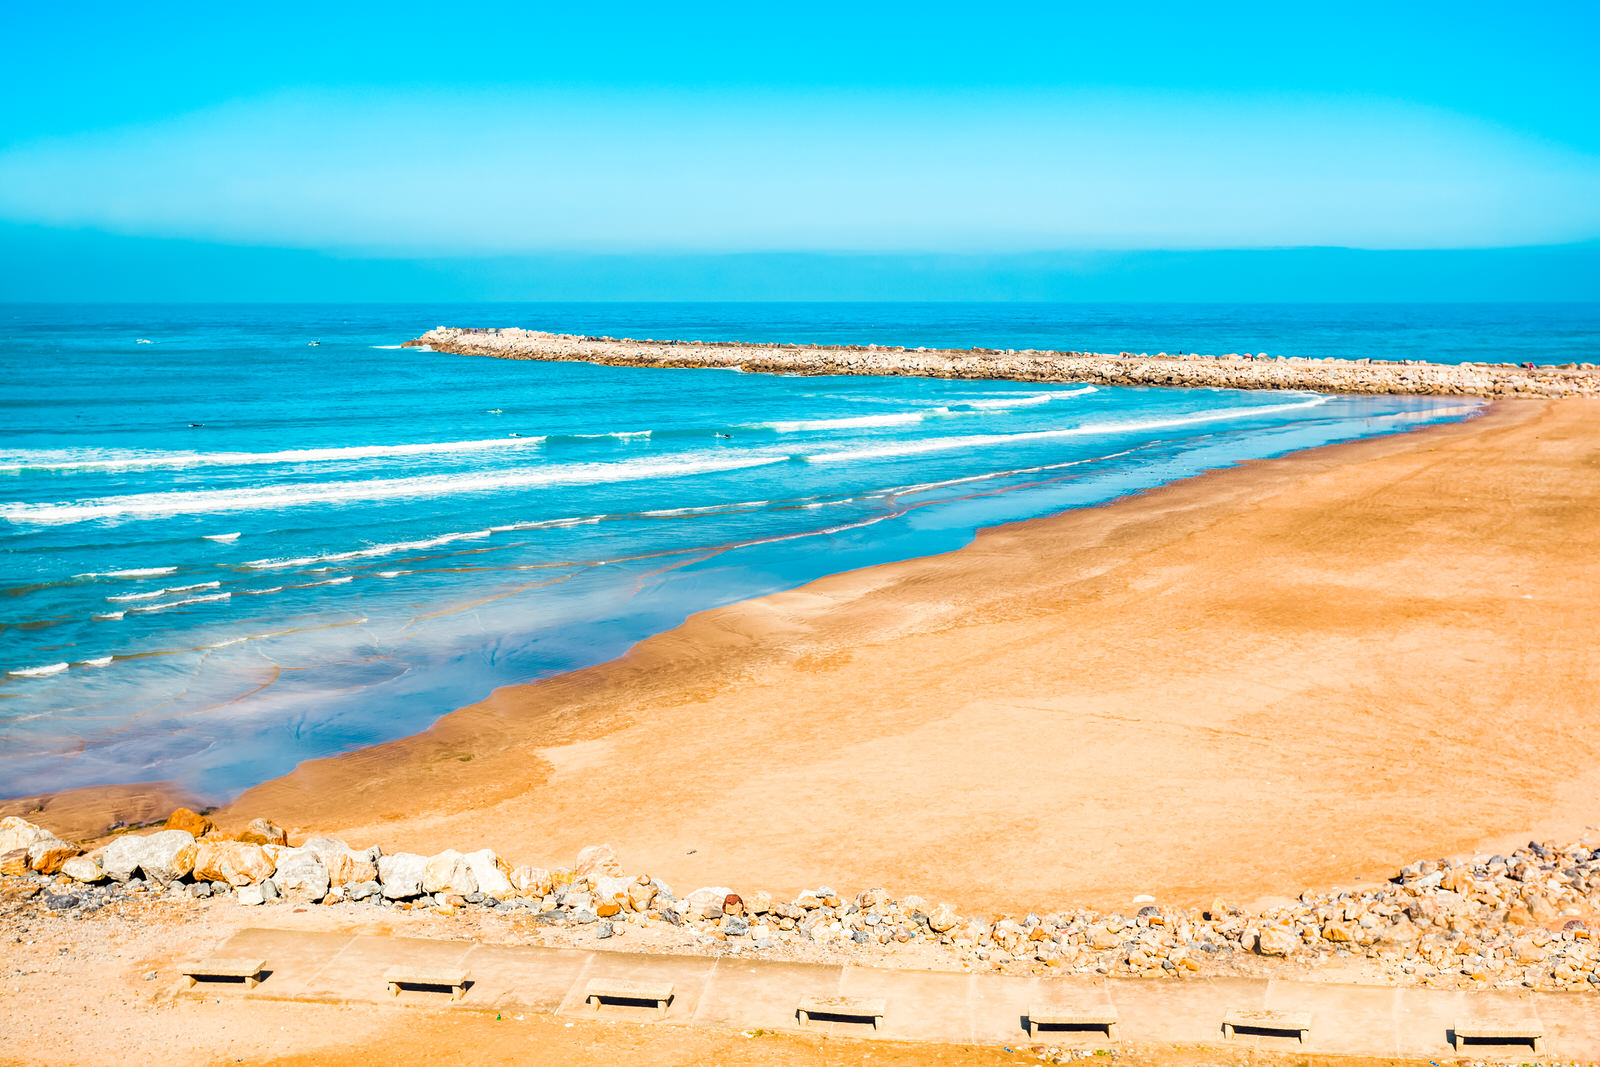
[716,433,732,439]
[188,422,205,428]
[509,432,525,437]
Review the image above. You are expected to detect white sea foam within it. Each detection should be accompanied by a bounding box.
[0,436,549,474]
[2,453,790,523]
[244,530,494,570]
[81,656,113,667]
[746,387,1094,432]
[204,532,241,543]
[956,386,1096,409]
[804,398,1330,463]
[753,411,934,432]
[107,581,221,602]
[127,592,231,613]
[9,662,68,677]
[73,567,177,579]
[93,611,126,620]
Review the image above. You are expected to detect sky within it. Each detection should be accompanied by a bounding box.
[3,1,1598,300]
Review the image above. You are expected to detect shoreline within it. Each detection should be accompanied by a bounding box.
[10,395,1600,920]
[407,326,1600,397]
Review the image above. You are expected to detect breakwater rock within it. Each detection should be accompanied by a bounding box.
[407,327,1600,398]
[5,813,1600,992]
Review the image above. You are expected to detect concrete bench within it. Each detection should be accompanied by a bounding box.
[584,978,674,1017]
[384,965,471,1001]
[1222,1008,1311,1043]
[1453,1021,1543,1053]
[797,995,887,1030]
[1027,1004,1118,1040]
[181,957,266,989]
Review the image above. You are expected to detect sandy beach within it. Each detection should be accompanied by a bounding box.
[137,395,1595,915]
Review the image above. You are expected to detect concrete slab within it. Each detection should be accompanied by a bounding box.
[1262,978,1396,1054]
[183,929,1600,1057]
[691,958,842,1032]
[836,962,975,1043]
[553,947,719,1022]
[457,943,592,1013]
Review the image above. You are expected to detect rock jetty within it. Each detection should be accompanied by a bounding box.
[5,813,1600,993]
[406,327,1600,398]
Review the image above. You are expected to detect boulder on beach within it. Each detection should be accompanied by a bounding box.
[422,850,478,896]
[273,849,331,901]
[0,817,51,855]
[509,865,552,898]
[61,855,105,883]
[101,829,197,884]
[27,837,80,875]
[575,844,621,878]
[164,808,213,837]
[378,852,427,898]
[192,839,274,886]
[237,818,288,846]
[462,849,515,900]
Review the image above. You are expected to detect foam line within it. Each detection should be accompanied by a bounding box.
[0,453,790,523]
[803,398,1330,463]
[0,436,550,473]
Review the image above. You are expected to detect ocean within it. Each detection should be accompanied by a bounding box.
[2,302,1593,802]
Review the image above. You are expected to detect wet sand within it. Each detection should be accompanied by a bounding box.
[21,398,1600,915]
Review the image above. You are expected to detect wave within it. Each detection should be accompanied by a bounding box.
[741,387,1096,433]
[8,662,68,677]
[94,611,125,621]
[803,398,1330,463]
[107,581,221,602]
[953,386,1097,409]
[204,532,241,543]
[127,592,231,613]
[81,656,113,667]
[72,566,176,579]
[0,453,791,524]
[0,436,549,474]
[243,530,494,570]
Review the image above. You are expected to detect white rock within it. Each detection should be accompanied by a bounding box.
[61,855,105,883]
[422,849,478,896]
[236,885,266,906]
[378,852,427,898]
[462,849,514,900]
[274,849,331,901]
[101,830,196,884]
[0,817,52,855]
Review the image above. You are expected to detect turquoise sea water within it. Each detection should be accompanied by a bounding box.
[3,302,1592,802]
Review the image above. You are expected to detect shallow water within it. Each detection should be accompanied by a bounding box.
[2,302,1567,801]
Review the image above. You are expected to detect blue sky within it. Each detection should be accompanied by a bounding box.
[3,2,1598,298]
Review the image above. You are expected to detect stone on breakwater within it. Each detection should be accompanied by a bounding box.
[378,852,427,898]
[410,326,1600,400]
[101,830,196,884]
[192,840,274,886]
